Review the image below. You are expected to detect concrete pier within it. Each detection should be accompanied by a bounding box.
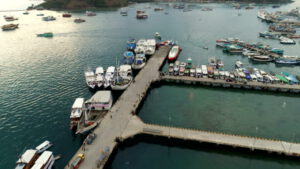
[65,46,171,169]
[160,75,300,93]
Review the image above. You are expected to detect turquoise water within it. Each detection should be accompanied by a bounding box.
[1,1,300,168]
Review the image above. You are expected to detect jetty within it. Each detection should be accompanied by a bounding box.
[65,45,171,169]
[66,46,300,169]
[160,75,300,93]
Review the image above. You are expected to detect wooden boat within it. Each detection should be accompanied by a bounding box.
[168,45,181,61]
[2,24,18,31]
[250,55,272,62]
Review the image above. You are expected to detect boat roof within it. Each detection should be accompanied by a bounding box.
[107,66,115,73]
[276,74,288,83]
[119,65,131,72]
[86,91,112,103]
[85,71,94,76]
[31,164,43,169]
[124,51,134,57]
[17,149,37,163]
[95,67,104,74]
[36,140,51,151]
[72,98,84,109]
[147,39,156,45]
[35,151,52,165]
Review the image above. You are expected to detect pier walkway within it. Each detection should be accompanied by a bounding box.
[160,75,300,93]
[122,116,300,157]
[65,46,171,169]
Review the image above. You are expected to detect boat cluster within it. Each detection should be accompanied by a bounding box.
[16,140,57,169]
[167,58,300,86]
[216,38,300,65]
[84,39,158,90]
[257,9,300,43]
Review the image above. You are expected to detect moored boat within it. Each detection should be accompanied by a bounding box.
[85,90,113,111]
[2,24,18,31]
[111,65,133,90]
[85,69,96,89]
[62,13,72,17]
[127,38,136,51]
[31,151,55,169]
[132,52,146,70]
[168,45,181,61]
[155,32,161,40]
[104,66,115,88]
[145,39,156,55]
[70,98,85,130]
[36,141,53,154]
[95,67,105,88]
[279,37,296,45]
[74,18,85,23]
[235,60,243,68]
[250,55,272,62]
[275,58,299,65]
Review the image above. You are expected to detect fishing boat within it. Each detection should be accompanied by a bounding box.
[70,98,85,130]
[173,61,180,75]
[104,66,115,89]
[85,69,96,89]
[74,18,85,23]
[168,63,174,75]
[62,13,72,17]
[155,32,161,40]
[279,37,296,45]
[259,31,280,39]
[127,38,136,51]
[269,48,284,55]
[223,45,243,54]
[196,67,202,78]
[95,67,105,88]
[36,141,53,154]
[136,10,148,19]
[1,24,18,31]
[145,39,156,55]
[123,51,135,65]
[85,90,113,111]
[4,16,18,21]
[275,58,299,65]
[186,58,193,69]
[37,32,53,38]
[111,65,133,90]
[132,52,146,70]
[168,45,181,61]
[250,55,272,62]
[135,39,147,53]
[42,16,56,21]
[235,60,243,68]
[86,11,96,16]
[257,10,268,20]
[179,62,186,76]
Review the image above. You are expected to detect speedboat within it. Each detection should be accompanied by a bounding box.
[168,45,181,61]
[85,69,96,89]
[42,16,56,21]
[36,140,53,154]
[111,65,133,90]
[70,98,85,130]
[127,38,136,51]
[145,39,156,55]
[132,52,146,70]
[235,60,243,68]
[95,67,105,88]
[104,66,115,88]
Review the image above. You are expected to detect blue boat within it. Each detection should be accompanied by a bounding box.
[275,58,299,65]
[127,39,136,51]
[269,48,284,55]
[123,51,134,65]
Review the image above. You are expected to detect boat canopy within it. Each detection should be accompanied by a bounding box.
[119,65,131,72]
[95,67,104,74]
[34,151,53,165]
[85,71,95,77]
[72,98,84,109]
[17,149,37,163]
[107,66,115,73]
[86,91,112,103]
[147,39,156,46]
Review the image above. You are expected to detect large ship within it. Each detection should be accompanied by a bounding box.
[15,149,54,169]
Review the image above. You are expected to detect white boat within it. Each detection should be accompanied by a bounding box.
[42,16,56,21]
[134,39,147,53]
[257,10,267,20]
[111,65,133,90]
[95,67,105,88]
[235,60,243,68]
[179,62,186,76]
[279,37,296,45]
[196,67,202,78]
[145,39,156,55]
[104,66,115,88]
[201,65,208,77]
[31,151,55,169]
[168,45,180,61]
[85,70,96,89]
[36,141,53,154]
[16,149,38,169]
[70,98,85,130]
[85,91,113,110]
[86,11,96,16]
[173,61,180,75]
[132,53,146,70]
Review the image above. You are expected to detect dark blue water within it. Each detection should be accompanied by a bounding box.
[1,1,300,168]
